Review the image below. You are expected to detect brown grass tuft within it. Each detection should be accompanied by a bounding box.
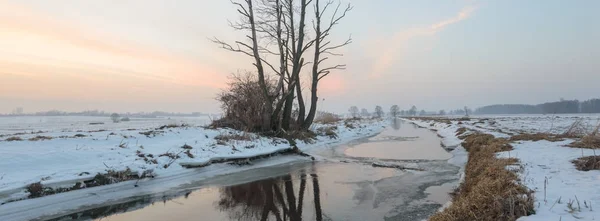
[572,156,600,171]
[316,126,338,139]
[456,127,468,136]
[26,182,44,198]
[562,119,588,138]
[5,136,23,141]
[287,130,317,144]
[510,133,565,142]
[28,135,53,141]
[214,133,253,143]
[568,134,600,149]
[314,112,342,124]
[429,133,533,221]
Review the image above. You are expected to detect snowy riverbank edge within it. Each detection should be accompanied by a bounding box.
[406,116,600,221]
[0,119,385,210]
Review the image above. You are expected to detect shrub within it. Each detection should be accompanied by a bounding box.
[211,73,278,132]
[120,117,130,122]
[26,182,44,198]
[110,113,120,123]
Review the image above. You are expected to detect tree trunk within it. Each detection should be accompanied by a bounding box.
[302,0,321,130]
[281,83,295,131]
[302,80,318,130]
[296,77,305,126]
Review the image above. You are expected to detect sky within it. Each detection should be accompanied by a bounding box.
[1,0,598,114]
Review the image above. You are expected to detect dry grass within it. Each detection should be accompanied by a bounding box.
[157,123,189,130]
[316,126,338,139]
[430,133,533,221]
[568,134,600,149]
[567,122,600,149]
[25,168,147,199]
[287,130,317,144]
[572,156,600,171]
[562,119,588,138]
[28,135,53,141]
[510,133,565,142]
[214,133,253,143]
[314,112,342,124]
[5,136,23,141]
[462,134,513,152]
[456,127,468,136]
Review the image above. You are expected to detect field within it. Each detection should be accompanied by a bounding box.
[409,114,600,221]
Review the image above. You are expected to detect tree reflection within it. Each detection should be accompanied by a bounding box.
[391,118,401,130]
[217,169,323,221]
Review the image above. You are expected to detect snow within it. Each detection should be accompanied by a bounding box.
[408,114,600,221]
[0,116,385,207]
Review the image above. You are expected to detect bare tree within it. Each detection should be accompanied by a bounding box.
[360,108,369,118]
[409,105,418,116]
[439,110,446,116]
[389,105,400,117]
[419,110,426,116]
[348,106,359,118]
[302,0,353,130]
[374,106,384,118]
[213,0,353,133]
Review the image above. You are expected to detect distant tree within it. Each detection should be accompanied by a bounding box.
[419,110,426,116]
[439,110,446,115]
[11,107,23,115]
[349,106,360,118]
[360,108,370,117]
[121,117,131,122]
[409,106,418,116]
[374,106,384,118]
[110,113,121,123]
[389,105,400,117]
[400,110,406,116]
[464,106,469,117]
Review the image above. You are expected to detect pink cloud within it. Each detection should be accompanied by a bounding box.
[0,1,227,102]
[369,6,477,79]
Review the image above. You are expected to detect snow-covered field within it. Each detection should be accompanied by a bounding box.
[0,116,213,136]
[0,116,385,206]
[410,114,600,221]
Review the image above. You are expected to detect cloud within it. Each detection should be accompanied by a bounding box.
[369,6,477,78]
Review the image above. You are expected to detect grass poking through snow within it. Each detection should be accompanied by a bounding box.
[429,133,534,221]
[572,156,600,171]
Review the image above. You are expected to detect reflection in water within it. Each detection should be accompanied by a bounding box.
[391,118,401,130]
[345,119,453,160]
[217,168,323,221]
[44,119,459,221]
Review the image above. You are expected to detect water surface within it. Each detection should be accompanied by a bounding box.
[46,119,459,221]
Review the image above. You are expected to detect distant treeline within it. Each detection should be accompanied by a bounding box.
[0,110,209,118]
[475,98,600,115]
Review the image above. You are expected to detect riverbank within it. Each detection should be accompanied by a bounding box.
[407,115,600,221]
[0,117,385,206]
